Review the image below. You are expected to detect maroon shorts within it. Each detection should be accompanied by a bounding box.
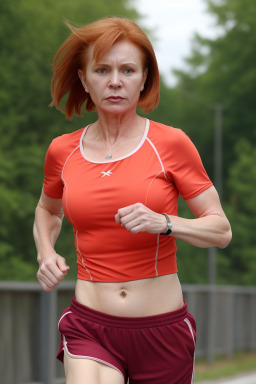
[57,297,196,384]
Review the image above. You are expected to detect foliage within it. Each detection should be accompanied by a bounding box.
[170,0,256,285]
[220,140,256,285]
[0,0,138,280]
[0,0,255,285]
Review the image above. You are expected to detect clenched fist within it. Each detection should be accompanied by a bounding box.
[115,203,167,234]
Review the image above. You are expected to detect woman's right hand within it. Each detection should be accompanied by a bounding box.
[37,251,69,292]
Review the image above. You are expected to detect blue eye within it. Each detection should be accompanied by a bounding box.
[124,68,134,74]
[96,68,107,74]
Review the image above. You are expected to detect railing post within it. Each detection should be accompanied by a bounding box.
[40,289,57,384]
[226,291,235,359]
[251,293,256,352]
[206,285,217,363]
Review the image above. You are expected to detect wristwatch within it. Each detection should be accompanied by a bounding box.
[161,213,172,235]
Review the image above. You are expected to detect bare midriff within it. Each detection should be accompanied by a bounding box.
[75,273,183,317]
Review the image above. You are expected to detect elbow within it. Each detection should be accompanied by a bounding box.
[218,224,232,249]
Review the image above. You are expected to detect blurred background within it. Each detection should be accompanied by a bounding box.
[0,0,255,383]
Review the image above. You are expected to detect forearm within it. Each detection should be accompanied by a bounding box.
[33,204,63,258]
[33,193,68,291]
[116,196,232,249]
[169,213,232,249]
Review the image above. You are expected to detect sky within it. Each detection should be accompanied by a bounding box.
[135,0,217,86]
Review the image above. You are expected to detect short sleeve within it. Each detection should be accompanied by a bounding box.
[43,139,64,199]
[166,130,213,200]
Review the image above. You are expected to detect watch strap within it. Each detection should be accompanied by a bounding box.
[161,213,172,235]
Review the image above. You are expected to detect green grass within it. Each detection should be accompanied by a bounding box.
[195,352,256,382]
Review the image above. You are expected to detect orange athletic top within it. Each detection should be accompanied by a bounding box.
[43,119,213,282]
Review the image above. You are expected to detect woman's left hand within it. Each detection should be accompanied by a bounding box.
[115,203,167,234]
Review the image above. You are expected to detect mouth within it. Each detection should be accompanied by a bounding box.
[106,96,124,102]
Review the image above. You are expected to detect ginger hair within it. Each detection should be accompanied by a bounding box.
[50,17,160,119]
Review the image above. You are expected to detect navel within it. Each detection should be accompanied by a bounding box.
[120,290,127,298]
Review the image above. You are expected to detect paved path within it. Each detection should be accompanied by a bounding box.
[197,371,256,384]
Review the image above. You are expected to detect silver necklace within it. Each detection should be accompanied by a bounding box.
[103,138,121,160]
[105,152,113,160]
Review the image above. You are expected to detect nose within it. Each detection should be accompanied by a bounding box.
[108,70,122,88]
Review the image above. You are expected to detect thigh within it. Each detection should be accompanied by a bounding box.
[64,351,125,384]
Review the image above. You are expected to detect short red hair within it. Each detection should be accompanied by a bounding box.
[50,17,160,119]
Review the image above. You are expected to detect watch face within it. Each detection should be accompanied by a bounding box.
[167,223,172,230]
[161,213,172,235]
[167,218,172,234]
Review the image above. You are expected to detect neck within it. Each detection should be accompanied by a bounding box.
[95,111,141,145]
[83,112,147,162]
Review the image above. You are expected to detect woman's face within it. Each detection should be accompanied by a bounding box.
[78,40,148,115]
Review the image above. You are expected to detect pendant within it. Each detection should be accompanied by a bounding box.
[105,153,112,160]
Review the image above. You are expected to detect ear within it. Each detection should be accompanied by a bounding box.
[140,67,148,91]
[78,69,89,93]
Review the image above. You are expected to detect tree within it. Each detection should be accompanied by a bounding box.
[0,0,139,280]
[219,140,256,285]
[171,0,256,285]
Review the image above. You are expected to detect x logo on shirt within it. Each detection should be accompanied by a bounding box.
[101,170,112,177]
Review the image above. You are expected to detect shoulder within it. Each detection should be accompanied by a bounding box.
[147,120,192,149]
[49,127,84,152]
[46,127,84,163]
